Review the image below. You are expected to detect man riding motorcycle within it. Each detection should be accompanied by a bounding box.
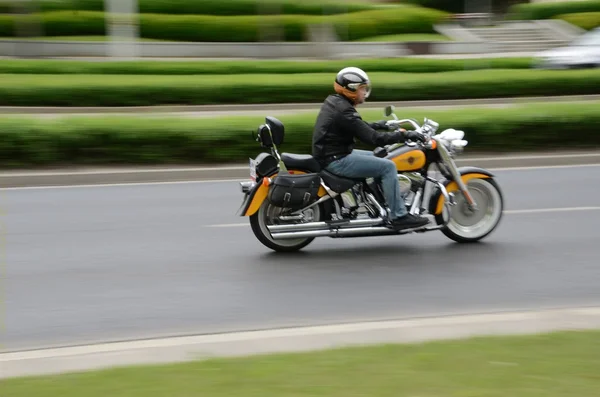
[312,67,430,231]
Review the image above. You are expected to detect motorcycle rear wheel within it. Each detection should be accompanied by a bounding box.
[250,199,322,252]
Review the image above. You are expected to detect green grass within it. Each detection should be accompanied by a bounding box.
[1,100,599,167]
[0,57,535,75]
[2,329,600,396]
[555,12,600,31]
[1,69,599,106]
[356,33,451,41]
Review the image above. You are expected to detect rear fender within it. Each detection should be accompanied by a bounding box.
[238,170,328,217]
[430,166,495,215]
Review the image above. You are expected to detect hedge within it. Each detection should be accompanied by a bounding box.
[1,102,599,167]
[0,8,448,42]
[0,58,535,75]
[402,0,529,14]
[555,12,600,31]
[1,69,599,107]
[0,0,383,16]
[507,0,600,20]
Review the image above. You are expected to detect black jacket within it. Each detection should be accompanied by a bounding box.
[312,94,405,165]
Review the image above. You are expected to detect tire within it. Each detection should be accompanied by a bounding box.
[435,177,504,243]
[249,199,321,252]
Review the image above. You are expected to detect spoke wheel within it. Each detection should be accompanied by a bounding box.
[438,177,504,243]
[250,200,321,252]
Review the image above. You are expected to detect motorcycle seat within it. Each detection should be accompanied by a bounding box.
[281,153,322,173]
[319,169,363,194]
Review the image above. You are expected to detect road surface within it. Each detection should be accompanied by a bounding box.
[2,164,600,352]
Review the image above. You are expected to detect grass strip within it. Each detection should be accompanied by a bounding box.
[508,0,600,20]
[2,329,600,396]
[1,101,599,167]
[555,12,600,31]
[2,69,600,107]
[0,57,534,75]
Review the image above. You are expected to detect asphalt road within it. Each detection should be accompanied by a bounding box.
[3,165,600,352]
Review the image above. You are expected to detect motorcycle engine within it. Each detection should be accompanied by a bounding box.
[397,174,412,195]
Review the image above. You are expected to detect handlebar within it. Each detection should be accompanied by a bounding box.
[390,118,422,131]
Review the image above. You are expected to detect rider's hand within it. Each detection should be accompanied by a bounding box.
[403,130,428,143]
[370,120,390,130]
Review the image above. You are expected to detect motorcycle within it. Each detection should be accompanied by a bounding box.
[237,105,504,252]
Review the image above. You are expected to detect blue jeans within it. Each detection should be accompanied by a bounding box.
[325,149,407,219]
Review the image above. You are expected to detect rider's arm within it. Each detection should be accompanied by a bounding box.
[339,108,405,146]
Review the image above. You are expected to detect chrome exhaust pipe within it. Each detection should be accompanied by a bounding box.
[269,220,445,240]
[270,226,394,240]
[267,217,384,233]
[271,229,335,240]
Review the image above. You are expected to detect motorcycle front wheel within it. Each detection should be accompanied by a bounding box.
[436,177,504,243]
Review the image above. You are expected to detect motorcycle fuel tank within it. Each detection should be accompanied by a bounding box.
[386,145,426,172]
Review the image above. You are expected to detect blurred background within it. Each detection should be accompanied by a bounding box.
[1,1,600,392]
[0,0,598,168]
[0,0,598,61]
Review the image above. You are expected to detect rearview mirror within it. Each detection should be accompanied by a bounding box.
[384,105,395,117]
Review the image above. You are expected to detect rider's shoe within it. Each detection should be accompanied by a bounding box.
[389,214,430,231]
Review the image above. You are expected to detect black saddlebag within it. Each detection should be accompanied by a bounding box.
[268,172,321,208]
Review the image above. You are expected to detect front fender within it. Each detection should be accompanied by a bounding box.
[430,167,495,215]
[238,170,328,217]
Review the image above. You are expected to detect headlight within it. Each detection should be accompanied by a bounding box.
[451,139,468,149]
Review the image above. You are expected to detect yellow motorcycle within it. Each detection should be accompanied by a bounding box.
[238,105,504,252]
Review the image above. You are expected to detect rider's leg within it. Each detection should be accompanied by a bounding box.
[325,151,429,229]
[338,149,407,218]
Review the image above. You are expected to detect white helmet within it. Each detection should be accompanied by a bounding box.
[334,67,372,101]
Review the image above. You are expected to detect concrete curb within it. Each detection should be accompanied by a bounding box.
[2,151,600,188]
[1,306,599,379]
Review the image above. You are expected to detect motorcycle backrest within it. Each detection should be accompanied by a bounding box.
[255,116,285,149]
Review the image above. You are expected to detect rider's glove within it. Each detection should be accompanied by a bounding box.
[370,120,390,130]
[403,130,428,143]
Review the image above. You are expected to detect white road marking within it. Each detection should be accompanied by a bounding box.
[488,164,600,171]
[0,178,248,191]
[504,207,600,214]
[0,165,249,177]
[208,207,600,228]
[210,223,250,227]
[1,163,599,191]
[465,152,600,161]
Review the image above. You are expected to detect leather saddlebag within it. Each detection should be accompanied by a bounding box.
[268,172,321,208]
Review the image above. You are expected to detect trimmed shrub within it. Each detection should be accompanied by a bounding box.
[0,0,382,16]
[396,0,529,14]
[507,0,600,20]
[0,8,448,42]
[0,69,598,107]
[0,102,599,167]
[0,57,535,75]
